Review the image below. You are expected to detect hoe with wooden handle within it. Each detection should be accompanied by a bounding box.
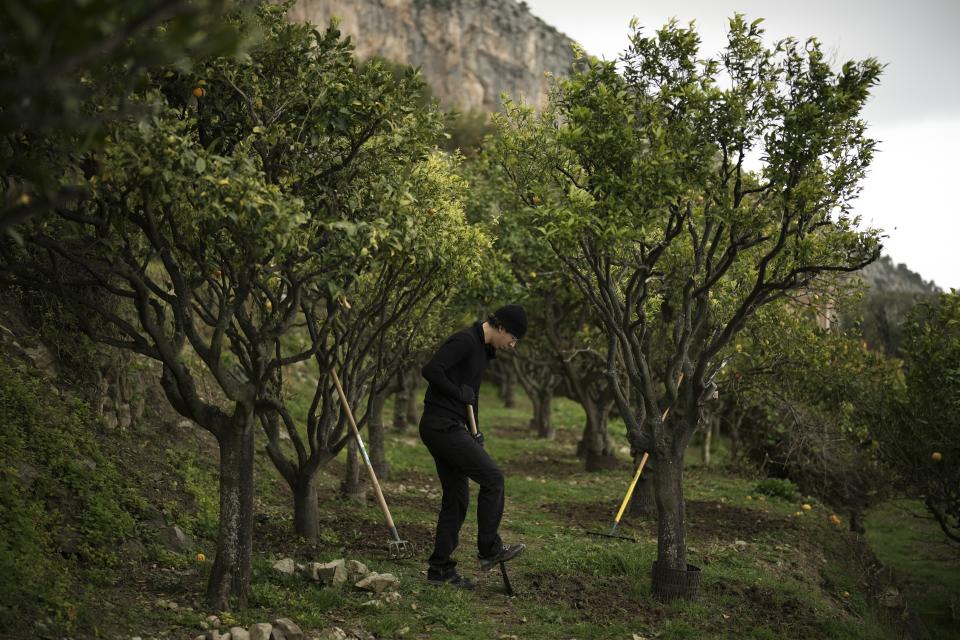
[331,367,413,560]
[467,404,515,596]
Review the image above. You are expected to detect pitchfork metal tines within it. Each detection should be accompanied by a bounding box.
[387,528,414,559]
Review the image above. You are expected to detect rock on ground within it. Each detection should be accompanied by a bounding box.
[271,618,304,640]
[345,560,370,582]
[249,622,273,640]
[355,572,400,593]
[272,558,297,575]
[316,627,349,640]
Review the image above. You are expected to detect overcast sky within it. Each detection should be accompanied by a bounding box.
[524,0,959,290]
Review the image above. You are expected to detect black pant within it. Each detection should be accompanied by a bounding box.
[419,413,504,578]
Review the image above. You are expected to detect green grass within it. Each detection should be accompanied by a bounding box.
[866,499,960,639]
[217,381,908,640]
[15,373,955,640]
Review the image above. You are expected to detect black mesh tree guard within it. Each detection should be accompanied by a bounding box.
[651,561,701,601]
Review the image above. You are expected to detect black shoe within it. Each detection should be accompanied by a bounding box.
[427,572,477,589]
[478,543,526,571]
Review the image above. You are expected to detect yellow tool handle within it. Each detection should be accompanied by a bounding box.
[614,452,649,523]
[612,391,679,525]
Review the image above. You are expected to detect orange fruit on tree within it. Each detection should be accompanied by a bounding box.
[193,87,205,98]
[932,452,942,462]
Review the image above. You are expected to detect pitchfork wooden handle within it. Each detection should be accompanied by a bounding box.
[466,404,478,436]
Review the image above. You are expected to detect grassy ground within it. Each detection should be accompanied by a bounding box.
[865,499,960,639]
[85,381,939,640]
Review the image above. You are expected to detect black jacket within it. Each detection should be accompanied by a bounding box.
[421,322,495,428]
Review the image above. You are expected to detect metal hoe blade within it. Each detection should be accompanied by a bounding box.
[585,522,638,543]
[498,561,515,596]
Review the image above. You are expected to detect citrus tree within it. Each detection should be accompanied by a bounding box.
[157,4,487,542]
[725,297,900,532]
[874,292,960,542]
[467,152,623,460]
[0,0,244,234]
[0,107,307,610]
[494,16,883,579]
[0,1,485,610]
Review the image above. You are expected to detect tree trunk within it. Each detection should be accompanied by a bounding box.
[580,400,617,471]
[394,367,418,431]
[340,438,367,503]
[653,451,687,570]
[293,478,319,544]
[531,387,554,439]
[629,456,657,519]
[500,368,516,408]
[702,419,713,467]
[393,372,409,433]
[849,509,866,535]
[729,413,743,463]
[368,387,390,480]
[206,410,255,611]
[405,373,419,426]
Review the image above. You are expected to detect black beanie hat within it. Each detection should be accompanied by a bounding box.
[493,304,527,340]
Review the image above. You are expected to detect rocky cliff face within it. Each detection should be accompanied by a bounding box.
[859,255,941,294]
[285,0,576,111]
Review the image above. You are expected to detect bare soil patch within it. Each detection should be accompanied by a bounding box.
[489,422,582,447]
[541,499,801,542]
[700,581,816,634]
[525,569,668,624]
[502,453,584,479]
[253,506,434,559]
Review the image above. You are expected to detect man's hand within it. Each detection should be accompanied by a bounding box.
[472,431,484,448]
[459,384,476,404]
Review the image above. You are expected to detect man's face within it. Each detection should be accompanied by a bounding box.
[493,326,520,350]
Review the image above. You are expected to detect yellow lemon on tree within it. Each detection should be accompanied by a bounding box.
[196,552,206,562]
[802,503,812,511]
[829,514,842,526]
[932,452,942,462]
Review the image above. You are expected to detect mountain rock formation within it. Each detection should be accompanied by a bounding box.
[285,0,577,111]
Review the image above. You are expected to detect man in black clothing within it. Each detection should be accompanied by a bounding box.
[419,304,528,588]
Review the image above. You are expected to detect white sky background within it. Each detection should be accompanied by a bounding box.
[523,0,959,290]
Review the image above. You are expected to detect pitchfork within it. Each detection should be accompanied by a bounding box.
[331,367,414,560]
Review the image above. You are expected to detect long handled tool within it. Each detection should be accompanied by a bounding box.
[466,404,515,596]
[588,375,683,542]
[331,367,413,559]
